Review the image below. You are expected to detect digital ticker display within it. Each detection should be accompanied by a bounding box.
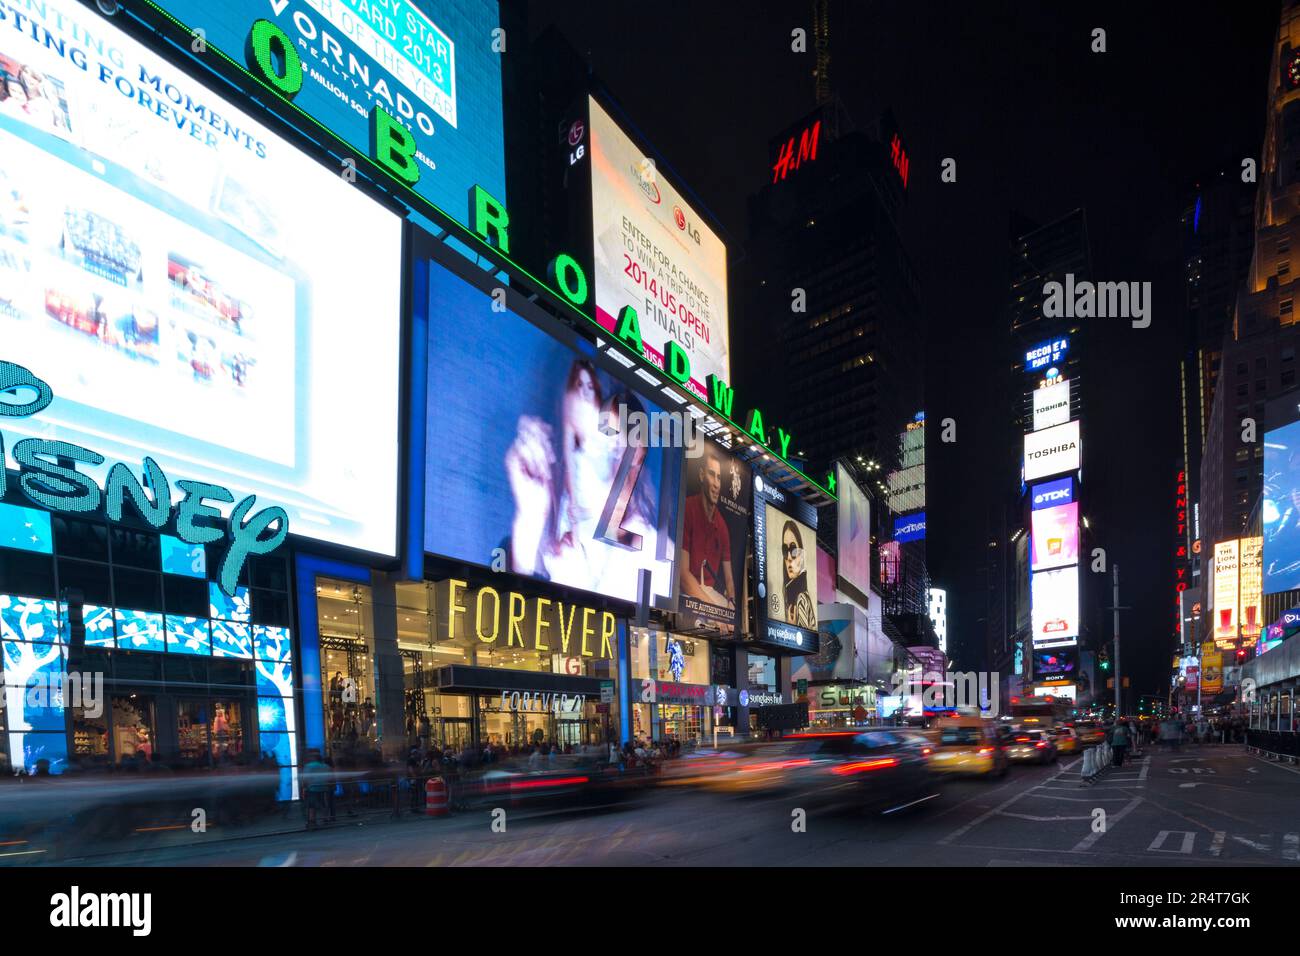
[0,0,404,556]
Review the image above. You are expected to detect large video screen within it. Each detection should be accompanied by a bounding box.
[835,463,871,604]
[763,503,818,630]
[677,440,750,634]
[1264,419,1300,592]
[423,259,682,605]
[1031,502,1079,571]
[1031,566,1078,647]
[589,98,729,401]
[0,1,403,555]
[152,0,507,228]
[1024,420,1081,482]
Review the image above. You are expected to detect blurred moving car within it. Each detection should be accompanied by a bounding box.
[1051,726,1081,754]
[1073,721,1105,745]
[682,731,939,814]
[1006,730,1058,764]
[928,717,1008,778]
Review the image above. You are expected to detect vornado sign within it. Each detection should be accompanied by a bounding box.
[1,362,286,596]
[432,579,616,659]
[1023,420,1081,482]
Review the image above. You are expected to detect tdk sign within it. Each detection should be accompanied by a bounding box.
[1031,478,1074,510]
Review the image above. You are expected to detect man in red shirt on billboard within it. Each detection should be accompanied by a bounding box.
[680,449,735,615]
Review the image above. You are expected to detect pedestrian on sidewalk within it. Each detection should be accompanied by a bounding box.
[1111,722,1130,767]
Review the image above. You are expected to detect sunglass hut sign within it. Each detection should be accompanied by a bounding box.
[0,362,287,595]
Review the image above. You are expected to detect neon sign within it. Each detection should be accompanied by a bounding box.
[889,133,910,189]
[771,120,821,183]
[0,362,287,596]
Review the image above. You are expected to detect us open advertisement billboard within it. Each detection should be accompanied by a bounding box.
[0,0,404,556]
[588,97,730,402]
[145,0,508,230]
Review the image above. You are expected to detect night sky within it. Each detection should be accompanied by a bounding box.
[527,0,1281,698]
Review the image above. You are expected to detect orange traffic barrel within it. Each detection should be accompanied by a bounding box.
[425,776,449,817]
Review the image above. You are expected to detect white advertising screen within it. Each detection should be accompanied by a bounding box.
[1024,420,1081,482]
[1031,502,1079,571]
[589,97,729,401]
[835,463,871,602]
[1031,566,1079,647]
[1033,379,1071,430]
[0,1,403,555]
[1212,540,1239,647]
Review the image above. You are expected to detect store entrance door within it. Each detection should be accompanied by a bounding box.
[440,718,473,753]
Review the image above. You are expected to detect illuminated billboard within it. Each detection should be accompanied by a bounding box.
[1024,420,1081,482]
[423,257,682,606]
[835,464,871,604]
[1031,566,1078,647]
[1025,337,1069,372]
[1263,418,1300,593]
[893,512,927,543]
[1239,536,1262,644]
[589,98,730,401]
[754,478,819,654]
[677,441,751,634]
[1033,379,1071,430]
[1031,502,1079,571]
[150,0,507,227]
[0,1,403,556]
[1212,540,1239,648]
[1031,477,1074,510]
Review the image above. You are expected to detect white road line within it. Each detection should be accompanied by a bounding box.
[1231,835,1271,853]
[1071,795,1143,852]
[1209,831,1225,857]
[938,784,1040,845]
[1148,830,1195,854]
[1001,812,1093,822]
[1284,833,1299,861]
[1248,754,1300,775]
[1023,793,1132,802]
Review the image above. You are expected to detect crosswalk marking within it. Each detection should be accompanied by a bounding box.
[1285,834,1300,861]
[1148,830,1195,854]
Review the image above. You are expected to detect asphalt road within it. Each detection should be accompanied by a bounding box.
[42,744,1300,867]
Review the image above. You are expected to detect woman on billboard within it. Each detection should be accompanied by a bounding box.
[505,358,658,596]
[781,520,816,629]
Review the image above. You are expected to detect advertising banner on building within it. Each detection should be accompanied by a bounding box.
[1239,536,1263,644]
[879,540,900,586]
[1200,641,1223,695]
[753,477,818,654]
[0,0,404,555]
[1263,415,1300,593]
[1030,477,1074,510]
[150,0,508,229]
[1031,502,1079,571]
[589,97,729,401]
[423,258,682,606]
[835,463,871,605]
[677,440,750,634]
[1015,533,1030,631]
[1212,539,1239,648]
[1024,420,1081,482]
[1033,379,1071,431]
[893,512,926,543]
[792,602,860,683]
[1033,646,1076,684]
[1031,566,1079,647]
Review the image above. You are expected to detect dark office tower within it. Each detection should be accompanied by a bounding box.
[1175,173,1256,641]
[742,104,924,612]
[1200,1,1300,561]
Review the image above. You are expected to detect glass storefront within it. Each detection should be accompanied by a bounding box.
[314,576,621,754]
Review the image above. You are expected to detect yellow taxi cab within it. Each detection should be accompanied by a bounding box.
[926,716,1008,778]
[1051,726,1081,754]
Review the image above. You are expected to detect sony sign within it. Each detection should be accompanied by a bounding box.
[1024,420,1081,482]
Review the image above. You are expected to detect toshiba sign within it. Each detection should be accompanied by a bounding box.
[1024,420,1081,482]
[1033,379,1071,430]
